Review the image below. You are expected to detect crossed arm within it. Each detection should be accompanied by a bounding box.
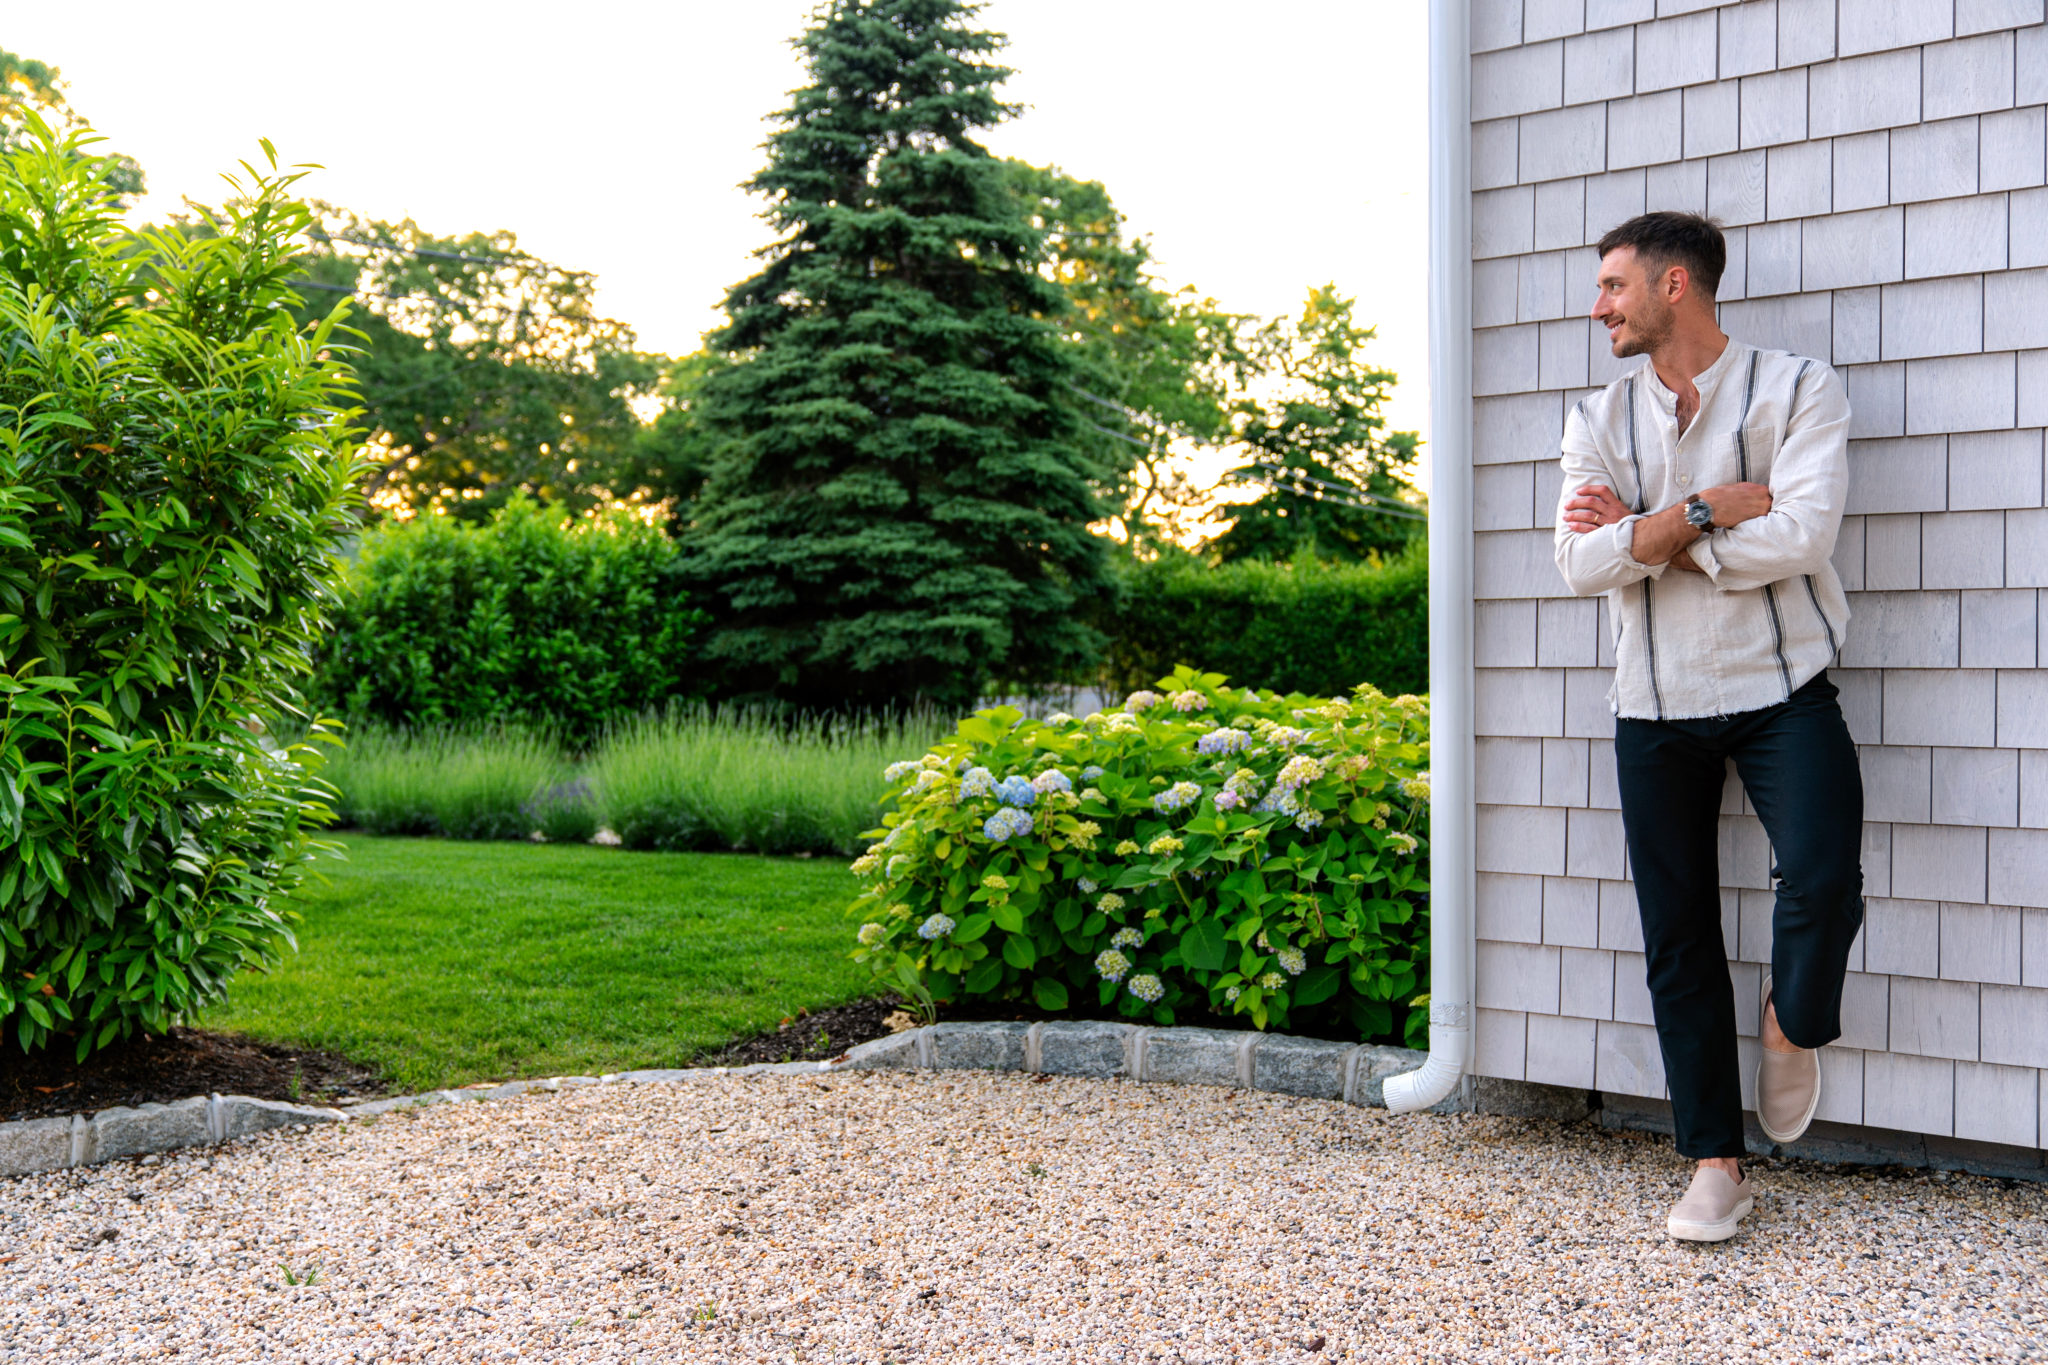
[1563,480,1775,570]
[1554,366,1851,597]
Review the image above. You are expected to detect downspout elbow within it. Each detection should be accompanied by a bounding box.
[1383,1018,1469,1113]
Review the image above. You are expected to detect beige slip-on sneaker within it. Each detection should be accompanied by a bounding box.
[1756,974,1822,1144]
[1667,1165,1755,1242]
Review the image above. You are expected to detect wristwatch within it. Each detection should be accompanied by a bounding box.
[1684,493,1716,531]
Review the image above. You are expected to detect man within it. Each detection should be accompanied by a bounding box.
[1553,212,1862,1243]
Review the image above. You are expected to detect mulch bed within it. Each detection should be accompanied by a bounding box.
[0,1028,387,1125]
[0,996,1289,1126]
[690,997,905,1069]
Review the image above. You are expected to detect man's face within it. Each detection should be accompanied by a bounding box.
[1590,246,1675,358]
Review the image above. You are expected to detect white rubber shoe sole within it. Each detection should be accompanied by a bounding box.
[1667,1193,1755,1243]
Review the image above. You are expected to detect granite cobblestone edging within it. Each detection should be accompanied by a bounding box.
[4,1020,2038,1181]
[0,1022,1446,1178]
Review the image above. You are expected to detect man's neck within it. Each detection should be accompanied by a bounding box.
[1648,323,1732,396]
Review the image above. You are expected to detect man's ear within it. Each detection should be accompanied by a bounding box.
[1664,264,1691,303]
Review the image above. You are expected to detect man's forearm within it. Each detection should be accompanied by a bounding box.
[1627,503,1704,566]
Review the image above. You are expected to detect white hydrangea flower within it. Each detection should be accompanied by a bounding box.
[1095,949,1132,981]
[1275,755,1325,791]
[1127,974,1165,1003]
[1276,948,1307,976]
[857,923,885,946]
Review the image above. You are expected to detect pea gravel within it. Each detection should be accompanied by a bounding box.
[3,1071,2044,1364]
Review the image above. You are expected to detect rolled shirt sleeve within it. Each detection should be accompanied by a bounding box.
[1553,402,1667,597]
[1687,362,1850,592]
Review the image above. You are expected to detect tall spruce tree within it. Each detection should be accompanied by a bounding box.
[687,0,1112,710]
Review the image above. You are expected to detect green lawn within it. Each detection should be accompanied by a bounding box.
[205,835,875,1091]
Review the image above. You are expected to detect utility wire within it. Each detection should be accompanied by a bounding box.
[1069,380,1427,519]
[306,231,592,275]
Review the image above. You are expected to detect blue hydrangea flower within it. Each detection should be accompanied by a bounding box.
[883,760,920,783]
[918,914,956,940]
[1081,765,1105,781]
[1094,949,1131,981]
[960,766,996,797]
[1151,781,1202,813]
[1111,928,1144,949]
[995,775,1037,807]
[1196,727,1251,756]
[1294,809,1325,832]
[1077,877,1098,893]
[983,807,1034,842]
[1031,769,1073,795]
[1214,789,1244,811]
[1128,973,1165,1003]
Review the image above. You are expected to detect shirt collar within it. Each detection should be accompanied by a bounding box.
[1642,336,1744,410]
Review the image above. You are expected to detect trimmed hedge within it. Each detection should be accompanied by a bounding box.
[1099,542,1427,699]
[314,498,707,743]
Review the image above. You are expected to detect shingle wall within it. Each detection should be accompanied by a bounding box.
[1467,0,2048,1154]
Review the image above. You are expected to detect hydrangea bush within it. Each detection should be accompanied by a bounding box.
[850,666,1430,1045]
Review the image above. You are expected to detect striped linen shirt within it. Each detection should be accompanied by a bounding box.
[1552,339,1853,721]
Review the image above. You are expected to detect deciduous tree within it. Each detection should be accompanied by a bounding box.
[289,207,663,519]
[1207,285,1424,564]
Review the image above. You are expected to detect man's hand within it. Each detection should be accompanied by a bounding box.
[1563,483,1628,534]
[1563,478,1776,567]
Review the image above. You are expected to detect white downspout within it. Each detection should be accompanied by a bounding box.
[1384,0,1474,1115]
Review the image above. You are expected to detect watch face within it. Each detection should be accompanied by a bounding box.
[1686,500,1713,528]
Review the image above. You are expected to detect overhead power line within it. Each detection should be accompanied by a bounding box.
[305,231,593,276]
[1069,381,1428,521]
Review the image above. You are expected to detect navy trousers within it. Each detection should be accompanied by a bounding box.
[1613,671,1866,1159]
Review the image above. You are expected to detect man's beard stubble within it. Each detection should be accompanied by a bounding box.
[1612,297,1674,358]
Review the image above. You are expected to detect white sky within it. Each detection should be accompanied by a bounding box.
[8,0,1432,456]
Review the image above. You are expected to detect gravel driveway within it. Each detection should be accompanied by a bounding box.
[3,1071,2043,1364]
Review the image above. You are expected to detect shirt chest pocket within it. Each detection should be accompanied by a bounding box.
[1686,424,1779,491]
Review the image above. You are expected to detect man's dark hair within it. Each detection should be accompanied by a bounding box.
[1596,211,1726,298]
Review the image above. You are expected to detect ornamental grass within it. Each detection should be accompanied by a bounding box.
[589,705,950,857]
[323,724,566,840]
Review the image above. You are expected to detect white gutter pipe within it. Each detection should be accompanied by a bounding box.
[1384,0,1475,1115]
